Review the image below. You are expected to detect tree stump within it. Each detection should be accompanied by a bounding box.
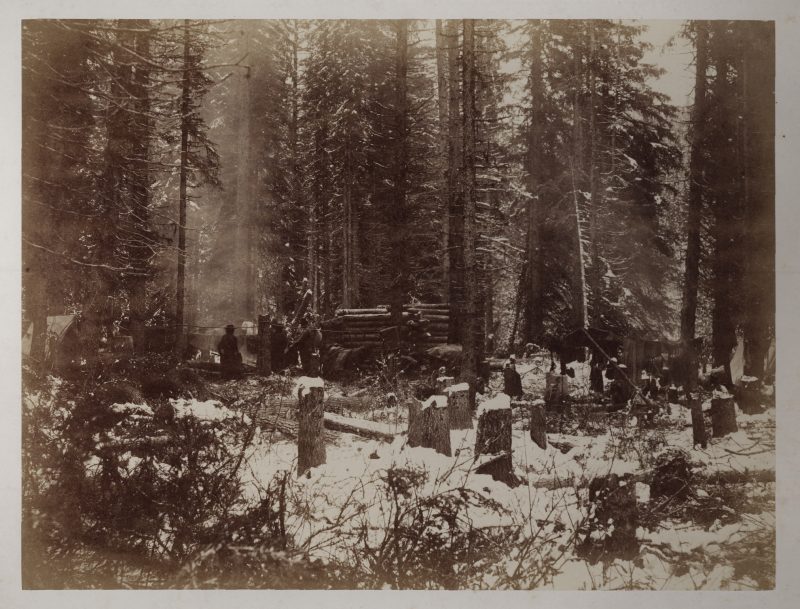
[579,473,639,562]
[544,372,567,410]
[475,397,512,456]
[407,395,451,456]
[297,378,326,476]
[473,394,518,486]
[689,394,708,449]
[446,383,473,429]
[667,385,680,404]
[738,376,763,414]
[435,375,455,394]
[529,401,547,450]
[710,393,738,438]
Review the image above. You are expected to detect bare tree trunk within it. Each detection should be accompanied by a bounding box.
[587,24,602,324]
[740,22,775,379]
[446,19,464,344]
[435,19,450,294]
[175,20,191,355]
[389,21,410,328]
[570,42,588,330]
[460,19,479,402]
[522,21,545,344]
[297,381,326,475]
[680,21,708,391]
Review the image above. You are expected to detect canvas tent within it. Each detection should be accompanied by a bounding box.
[22,315,79,366]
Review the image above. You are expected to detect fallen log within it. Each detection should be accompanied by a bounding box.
[323,412,395,442]
[260,394,376,413]
[337,313,417,322]
[416,315,450,323]
[335,308,388,316]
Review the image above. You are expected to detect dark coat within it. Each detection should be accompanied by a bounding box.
[218,334,240,367]
[503,365,523,398]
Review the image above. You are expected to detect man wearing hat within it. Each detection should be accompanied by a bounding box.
[218,324,241,380]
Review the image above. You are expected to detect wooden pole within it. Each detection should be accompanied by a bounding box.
[257,315,271,376]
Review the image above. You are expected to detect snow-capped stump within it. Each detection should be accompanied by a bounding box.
[475,394,512,455]
[296,376,326,475]
[579,473,639,562]
[407,395,452,456]
[435,375,455,394]
[473,394,520,487]
[710,389,738,438]
[445,382,473,429]
[529,400,547,450]
[689,394,708,449]
[738,376,763,414]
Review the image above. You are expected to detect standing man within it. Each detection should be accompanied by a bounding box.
[218,324,241,380]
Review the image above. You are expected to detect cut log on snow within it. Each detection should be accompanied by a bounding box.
[689,395,708,449]
[579,473,639,562]
[544,373,568,409]
[297,378,326,476]
[407,395,451,456]
[529,401,547,450]
[323,412,395,442]
[711,393,738,438]
[738,376,763,414]
[446,383,473,429]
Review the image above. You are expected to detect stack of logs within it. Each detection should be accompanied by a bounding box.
[320,303,451,349]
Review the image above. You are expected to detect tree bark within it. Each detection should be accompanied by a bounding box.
[522,21,545,345]
[529,402,547,449]
[459,19,479,403]
[475,406,512,457]
[680,21,709,391]
[435,19,450,294]
[711,395,738,437]
[297,382,327,475]
[407,397,452,456]
[446,19,464,344]
[175,20,191,355]
[447,385,473,429]
[474,401,516,486]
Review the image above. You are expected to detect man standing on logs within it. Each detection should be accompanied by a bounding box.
[218,324,241,380]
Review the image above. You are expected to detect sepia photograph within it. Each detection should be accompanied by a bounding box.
[12,0,793,599]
